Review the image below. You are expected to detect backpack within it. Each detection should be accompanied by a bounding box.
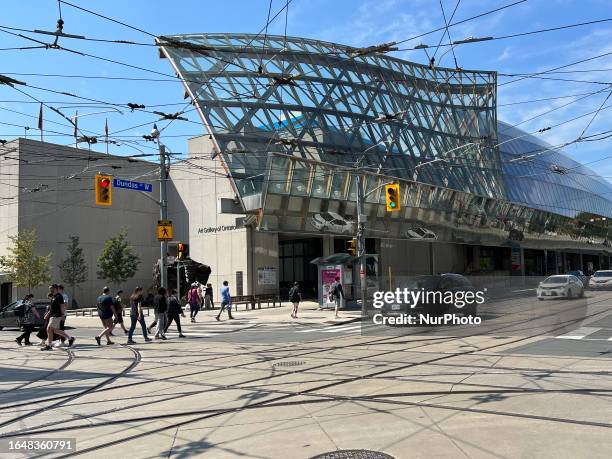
[14,303,26,318]
[289,287,300,302]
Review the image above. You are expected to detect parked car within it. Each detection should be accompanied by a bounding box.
[566,270,589,288]
[310,212,353,234]
[382,273,478,317]
[0,299,49,330]
[588,270,612,289]
[405,227,437,240]
[537,275,584,300]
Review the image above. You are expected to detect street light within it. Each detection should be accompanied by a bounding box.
[412,142,481,181]
[412,158,448,181]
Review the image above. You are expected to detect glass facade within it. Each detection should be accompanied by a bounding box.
[160,33,612,247]
[498,121,612,218]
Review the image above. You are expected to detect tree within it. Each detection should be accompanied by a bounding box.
[97,229,140,287]
[0,229,52,294]
[58,236,88,308]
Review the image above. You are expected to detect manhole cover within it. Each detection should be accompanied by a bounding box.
[310,450,394,459]
[272,360,305,367]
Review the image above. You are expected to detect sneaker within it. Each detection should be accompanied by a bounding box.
[15,337,22,346]
[178,334,186,338]
[215,316,220,321]
[68,337,75,347]
[144,337,152,342]
[41,345,52,351]
[107,341,115,345]
[161,336,167,341]
[154,335,162,340]
[147,328,153,334]
[95,336,101,346]
[191,318,195,323]
[127,340,137,344]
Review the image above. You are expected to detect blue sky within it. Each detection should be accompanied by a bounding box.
[1,0,611,176]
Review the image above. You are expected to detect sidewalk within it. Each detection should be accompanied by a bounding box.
[66,300,362,329]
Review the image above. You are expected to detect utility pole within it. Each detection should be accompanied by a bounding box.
[159,142,168,289]
[356,174,367,310]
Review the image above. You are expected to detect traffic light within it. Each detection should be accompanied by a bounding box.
[346,238,357,256]
[385,183,400,212]
[177,242,189,260]
[95,174,112,206]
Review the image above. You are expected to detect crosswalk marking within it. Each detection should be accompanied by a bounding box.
[162,321,363,337]
[556,327,601,340]
[296,324,361,334]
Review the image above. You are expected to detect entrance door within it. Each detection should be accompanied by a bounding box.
[1,283,12,307]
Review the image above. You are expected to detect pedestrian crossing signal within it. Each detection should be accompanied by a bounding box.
[95,174,112,206]
[177,242,189,260]
[385,183,400,212]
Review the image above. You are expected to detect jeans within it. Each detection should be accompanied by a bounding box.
[155,312,167,337]
[166,312,182,333]
[217,301,233,318]
[190,304,200,319]
[128,315,148,340]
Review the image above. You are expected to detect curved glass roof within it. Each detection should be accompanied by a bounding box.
[498,121,612,218]
[159,33,612,222]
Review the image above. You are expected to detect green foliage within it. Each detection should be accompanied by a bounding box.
[97,229,140,286]
[0,230,52,293]
[58,236,88,308]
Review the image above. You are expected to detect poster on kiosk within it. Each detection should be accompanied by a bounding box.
[322,265,342,308]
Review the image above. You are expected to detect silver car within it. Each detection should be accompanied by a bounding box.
[588,270,612,289]
[537,275,584,300]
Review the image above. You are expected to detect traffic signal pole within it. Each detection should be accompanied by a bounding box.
[159,143,168,290]
[356,174,367,311]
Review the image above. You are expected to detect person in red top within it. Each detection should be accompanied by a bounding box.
[187,282,202,322]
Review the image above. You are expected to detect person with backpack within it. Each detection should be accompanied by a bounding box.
[289,282,301,319]
[95,287,116,346]
[187,282,202,322]
[15,294,39,346]
[330,276,344,319]
[165,289,186,338]
[113,290,129,335]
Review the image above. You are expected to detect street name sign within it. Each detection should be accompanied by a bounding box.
[113,178,153,192]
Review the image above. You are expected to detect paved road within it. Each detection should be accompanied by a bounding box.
[0,291,610,458]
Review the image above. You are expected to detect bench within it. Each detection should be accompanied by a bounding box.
[230,295,282,310]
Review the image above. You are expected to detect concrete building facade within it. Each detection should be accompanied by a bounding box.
[0,139,161,307]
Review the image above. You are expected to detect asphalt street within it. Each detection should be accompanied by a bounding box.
[0,292,610,458]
